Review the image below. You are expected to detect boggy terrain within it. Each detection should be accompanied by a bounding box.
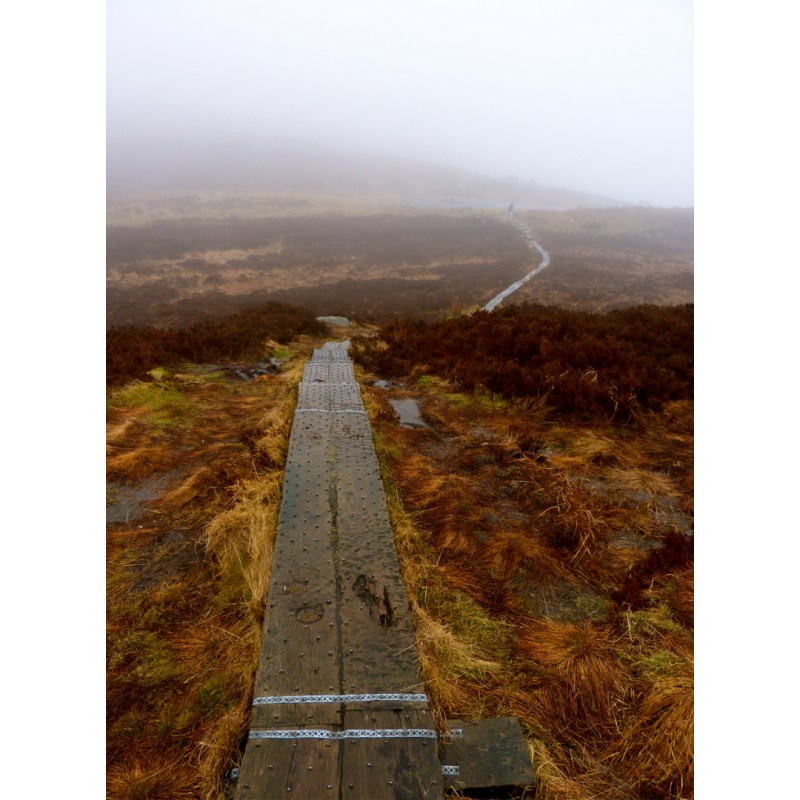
[106,334,329,800]
[106,304,693,798]
[106,208,693,328]
[513,208,693,310]
[350,303,694,799]
[106,208,693,798]
[107,301,328,385]
[106,213,530,326]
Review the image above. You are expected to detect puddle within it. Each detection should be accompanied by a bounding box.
[197,360,283,381]
[106,470,184,525]
[388,398,428,429]
[515,578,611,623]
[373,379,405,389]
[316,315,351,327]
[225,360,283,381]
[130,530,202,591]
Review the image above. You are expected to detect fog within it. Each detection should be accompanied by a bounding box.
[107,0,692,207]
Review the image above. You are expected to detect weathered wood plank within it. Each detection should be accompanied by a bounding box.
[253,404,341,727]
[441,717,535,792]
[341,710,444,800]
[237,735,340,800]
[332,409,422,695]
[239,343,444,798]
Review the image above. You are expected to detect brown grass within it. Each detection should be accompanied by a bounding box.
[107,344,314,799]
[360,365,693,799]
[107,445,177,481]
[605,652,694,796]
[516,619,629,740]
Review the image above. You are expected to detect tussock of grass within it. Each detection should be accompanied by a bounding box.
[107,347,308,800]
[605,657,693,795]
[517,620,628,739]
[107,445,177,481]
[204,472,283,609]
[605,467,681,502]
[107,755,198,800]
[414,605,505,718]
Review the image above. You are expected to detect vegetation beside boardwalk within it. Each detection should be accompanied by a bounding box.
[354,302,693,423]
[106,341,312,799]
[355,304,693,799]
[107,301,327,385]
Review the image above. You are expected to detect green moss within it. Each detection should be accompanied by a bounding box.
[625,603,682,639]
[424,578,511,666]
[197,676,228,718]
[574,590,613,621]
[108,630,180,687]
[639,649,683,678]
[108,379,194,427]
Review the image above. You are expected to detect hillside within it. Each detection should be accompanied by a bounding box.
[106,205,693,798]
[107,209,693,329]
[107,137,628,220]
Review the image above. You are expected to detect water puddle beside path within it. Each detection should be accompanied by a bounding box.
[106,470,184,525]
[388,398,428,429]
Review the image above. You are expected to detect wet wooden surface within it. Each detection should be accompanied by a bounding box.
[441,716,536,792]
[237,342,442,799]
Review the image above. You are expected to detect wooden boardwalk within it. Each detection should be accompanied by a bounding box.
[236,342,445,799]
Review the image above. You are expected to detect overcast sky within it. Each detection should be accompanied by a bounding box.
[107,0,693,207]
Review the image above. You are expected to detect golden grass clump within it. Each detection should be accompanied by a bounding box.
[204,472,283,610]
[478,528,566,586]
[106,755,198,800]
[106,445,177,481]
[255,377,300,467]
[516,619,629,740]
[605,467,681,503]
[605,655,693,796]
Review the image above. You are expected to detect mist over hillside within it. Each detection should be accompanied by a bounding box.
[107,136,630,211]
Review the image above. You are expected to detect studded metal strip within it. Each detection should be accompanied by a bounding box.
[295,408,367,415]
[248,728,460,740]
[253,693,429,706]
[441,765,460,776]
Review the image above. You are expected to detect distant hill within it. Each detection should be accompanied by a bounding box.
[107,136,628,211]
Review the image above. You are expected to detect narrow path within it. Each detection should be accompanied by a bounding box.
[236,342,445,799]
[481,221,551,311]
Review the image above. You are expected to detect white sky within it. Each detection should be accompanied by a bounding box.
[107,0,693,206]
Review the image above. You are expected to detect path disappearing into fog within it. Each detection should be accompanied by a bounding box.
[481,222,551,312]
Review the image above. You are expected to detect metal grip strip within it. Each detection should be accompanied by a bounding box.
[253,693,428,706]
[248,728,461,740]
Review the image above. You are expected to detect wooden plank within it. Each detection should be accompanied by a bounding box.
[332,411,423,695]
[341,710,444,800]
[253,405,341,727]
[237,735,340,800]
[441,717,535,792]
[239,343,446,797]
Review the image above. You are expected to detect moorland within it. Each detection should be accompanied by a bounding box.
[107,200,693,799]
